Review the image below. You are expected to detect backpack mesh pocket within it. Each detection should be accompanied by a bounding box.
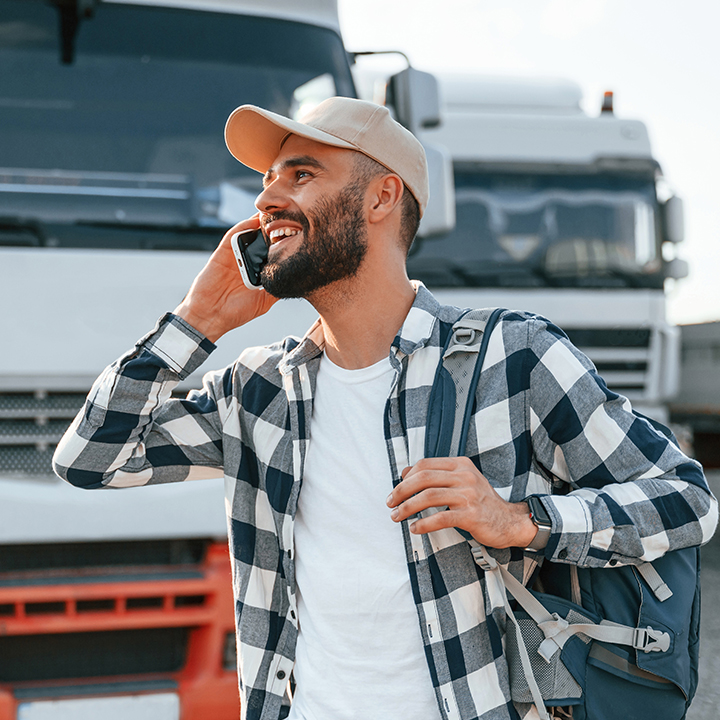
[506,608,593,704]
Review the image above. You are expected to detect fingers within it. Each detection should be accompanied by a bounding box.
[224,213,262,239]
[403,456,470,475]
[389,458,540,548]
[215,214,262,261]
[387,457,490,539]
[389,486,454,524]
[173,214,274,341]
[389,457,478,506]
[408,509,460,536]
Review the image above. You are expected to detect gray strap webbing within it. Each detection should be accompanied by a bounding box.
[470,543,671,656]
[442,309,500,459]
[637,562,673,601]
[430,309,550,719]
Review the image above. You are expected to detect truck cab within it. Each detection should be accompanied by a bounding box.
[411,74,686,421]
[0,1,355,718]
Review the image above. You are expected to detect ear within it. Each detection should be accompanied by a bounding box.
[367,174,404,225]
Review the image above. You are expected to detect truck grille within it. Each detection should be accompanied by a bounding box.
[0,539,208,574]
[0,543,233,686]
[563,328,652,348]
[0,388,190,477]
[0,627,188,682]
[563,327,652,396]
[0,391,86,477]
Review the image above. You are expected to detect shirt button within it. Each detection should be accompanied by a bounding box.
[290,610,296,619]
[558,548,568,560]
[277,670,286,680]
[287,549,292,560]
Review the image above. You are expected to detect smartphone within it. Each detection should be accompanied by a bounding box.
[230,228,269,290]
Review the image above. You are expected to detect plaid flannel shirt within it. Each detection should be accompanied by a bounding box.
[54,284,717,720]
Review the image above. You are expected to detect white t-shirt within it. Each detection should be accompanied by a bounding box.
[288,353,441,720]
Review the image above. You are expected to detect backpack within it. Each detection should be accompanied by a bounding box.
[424,307,701,720]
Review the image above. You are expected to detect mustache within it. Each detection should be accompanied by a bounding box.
[261,210,309,230]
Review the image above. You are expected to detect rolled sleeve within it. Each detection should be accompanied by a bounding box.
[539,493,593,564]
[136,312,216,379]
[53,313,223,489]
[527,317,717,568]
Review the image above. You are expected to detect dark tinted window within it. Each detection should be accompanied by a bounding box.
[0,0,354,230]
[408,171,663,289]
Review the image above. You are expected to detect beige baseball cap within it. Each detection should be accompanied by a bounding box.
[224,96,429,217]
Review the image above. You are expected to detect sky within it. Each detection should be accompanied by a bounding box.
[337,0,720,326]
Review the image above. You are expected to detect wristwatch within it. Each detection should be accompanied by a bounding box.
[526,496,552,552]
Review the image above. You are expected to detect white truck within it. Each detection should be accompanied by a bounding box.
[406,74,687,423]
[0,2,450,718]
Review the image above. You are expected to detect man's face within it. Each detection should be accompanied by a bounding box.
[255,137,369,299]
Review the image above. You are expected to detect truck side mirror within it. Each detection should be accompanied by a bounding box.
[386,67,455,236]
[387,67,441,133]
[417,143,455,238]
[663,196,684,244]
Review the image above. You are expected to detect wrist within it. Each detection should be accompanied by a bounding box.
[173,303,225,343]
[525,496,552,552]
[512,501,540,548]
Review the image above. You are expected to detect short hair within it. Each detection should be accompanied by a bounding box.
[353,153,421,253]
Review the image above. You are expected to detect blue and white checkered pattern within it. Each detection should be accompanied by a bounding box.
[53,284,717,720]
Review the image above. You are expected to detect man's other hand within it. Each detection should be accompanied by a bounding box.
[174,216,278,342]
[387,457,538,549]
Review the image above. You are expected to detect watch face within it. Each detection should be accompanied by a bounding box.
[526,497,552,551]
[528,496,552,528]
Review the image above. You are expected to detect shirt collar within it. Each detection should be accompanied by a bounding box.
[279,281,441,373]
[391,281,441,356]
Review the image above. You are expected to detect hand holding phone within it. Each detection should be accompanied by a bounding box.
[174,219,277,342]
[230,228,269,290]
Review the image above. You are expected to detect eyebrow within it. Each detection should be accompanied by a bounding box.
[263,155,327,186]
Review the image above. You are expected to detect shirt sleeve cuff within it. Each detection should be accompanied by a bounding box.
[138,313,216,379]
[540,494,593,564]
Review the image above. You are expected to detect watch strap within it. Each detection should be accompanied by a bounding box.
[526,496,552,552]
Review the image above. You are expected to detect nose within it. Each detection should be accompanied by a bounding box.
[255,179,290,215]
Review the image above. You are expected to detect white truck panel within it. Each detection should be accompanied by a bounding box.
[432,288,667,327]
[420,113,653,166]
[0,248,318,389]
[18,693,180,720]
[440,74,584,114]
[0,475,227,543]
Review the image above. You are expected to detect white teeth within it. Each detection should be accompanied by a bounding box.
[268,227,300,243]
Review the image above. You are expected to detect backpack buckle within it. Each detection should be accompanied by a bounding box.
[471,544,497,571]
[443,328,482,359]
[453,327,478,346]
[633,626,671,653]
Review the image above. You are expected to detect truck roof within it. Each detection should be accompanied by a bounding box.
[421,73,655,170]
[105,0,341,31]
[441,74,584,115]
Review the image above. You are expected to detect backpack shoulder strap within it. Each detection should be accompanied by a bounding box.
[425,307,505,460]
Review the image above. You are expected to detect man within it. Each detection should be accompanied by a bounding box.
[53,97,717,720]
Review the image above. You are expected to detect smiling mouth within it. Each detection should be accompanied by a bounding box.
[268,227,301,245]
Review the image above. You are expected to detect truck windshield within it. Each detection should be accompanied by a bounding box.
[0,0,355,246]
[407,171,664,289]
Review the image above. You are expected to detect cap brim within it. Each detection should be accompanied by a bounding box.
[224,105,356,174]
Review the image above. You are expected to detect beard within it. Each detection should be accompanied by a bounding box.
[260,181,368,299]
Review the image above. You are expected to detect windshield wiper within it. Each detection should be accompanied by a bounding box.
[52,0,99,65]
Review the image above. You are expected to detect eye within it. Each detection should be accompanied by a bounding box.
[296,169,312,181]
